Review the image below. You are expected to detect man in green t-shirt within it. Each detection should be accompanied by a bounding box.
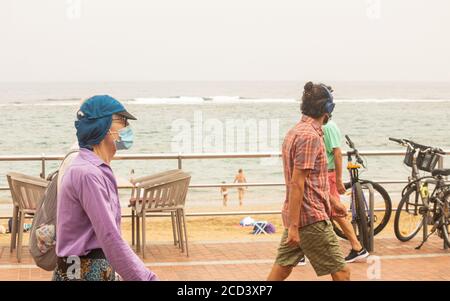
[323,120,369,263]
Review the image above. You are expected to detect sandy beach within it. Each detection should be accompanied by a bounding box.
[0,214,284,247]
[0,201,402,250]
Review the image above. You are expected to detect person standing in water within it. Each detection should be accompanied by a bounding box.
[234,169,247,206]
[220,181,229,207]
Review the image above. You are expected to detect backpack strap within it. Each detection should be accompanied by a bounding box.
[64,149,80,160]
[45,149,79,181]
[46,170,59,181]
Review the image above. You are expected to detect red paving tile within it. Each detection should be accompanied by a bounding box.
[0,236,449,281]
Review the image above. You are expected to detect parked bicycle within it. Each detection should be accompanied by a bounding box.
[389,137,449,249]
[332,135,392,249]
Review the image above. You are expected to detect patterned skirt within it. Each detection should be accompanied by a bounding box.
[52,249,116,281]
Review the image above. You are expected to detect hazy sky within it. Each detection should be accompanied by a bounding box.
[1,0,449,82]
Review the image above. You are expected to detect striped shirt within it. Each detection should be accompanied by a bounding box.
[281,115,331,228]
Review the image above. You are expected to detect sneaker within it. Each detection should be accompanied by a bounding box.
[297,257,306,266]
[345,248,369,263]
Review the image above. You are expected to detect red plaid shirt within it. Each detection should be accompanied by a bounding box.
[281,115,331,228]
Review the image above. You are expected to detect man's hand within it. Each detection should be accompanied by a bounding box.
[285,226,300,247]
[337,180,347,195]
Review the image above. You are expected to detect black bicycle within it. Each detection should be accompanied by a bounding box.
[389,138,449,248]
[332,136,392,249]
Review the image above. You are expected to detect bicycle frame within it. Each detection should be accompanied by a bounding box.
[421,175,449,240]
[346,151,362,223]
[402,151,427,216]
[346,148,376,251]
[403,142,444,233]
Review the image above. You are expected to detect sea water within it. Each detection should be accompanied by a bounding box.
[0,81,449,212]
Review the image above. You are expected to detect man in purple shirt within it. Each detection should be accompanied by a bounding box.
[55,95,158,281]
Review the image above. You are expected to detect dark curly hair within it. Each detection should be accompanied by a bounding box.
[300,81,334,118]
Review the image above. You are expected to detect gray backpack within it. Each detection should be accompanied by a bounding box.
[29,150,78,271]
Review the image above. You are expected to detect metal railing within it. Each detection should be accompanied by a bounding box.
[0,150,448,220]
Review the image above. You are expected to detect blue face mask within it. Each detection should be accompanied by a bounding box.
[112,126,134,150]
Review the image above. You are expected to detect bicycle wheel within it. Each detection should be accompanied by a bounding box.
[354,182,369,249]
[440,216,450,248]
[394,185,424,242]
[332,181,391,239]
[439,190,450,248]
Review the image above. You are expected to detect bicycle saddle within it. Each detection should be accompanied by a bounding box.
[431,168,450,177]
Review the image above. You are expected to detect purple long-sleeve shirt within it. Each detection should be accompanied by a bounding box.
[56,148,158,281]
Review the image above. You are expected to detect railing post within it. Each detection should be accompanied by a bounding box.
[438,155,444,169]
[178,152,182,170]
[438,156,446,181]
[40,153,46,179]
[363,183,375,252]
[445,148,450,248]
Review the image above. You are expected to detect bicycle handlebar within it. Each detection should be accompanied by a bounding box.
[388,137,445,155]
[388,137,403,144]
[434,148,446,155]
[345,135,365,167]
[345,135,355,149]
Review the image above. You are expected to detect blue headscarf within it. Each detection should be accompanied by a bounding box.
[75,95,128,150]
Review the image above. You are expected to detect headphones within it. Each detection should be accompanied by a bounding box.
[319,84,335,115]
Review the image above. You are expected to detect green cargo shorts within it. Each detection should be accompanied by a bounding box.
[274,219,346,277]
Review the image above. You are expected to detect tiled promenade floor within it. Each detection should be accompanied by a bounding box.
[0,236,449,281]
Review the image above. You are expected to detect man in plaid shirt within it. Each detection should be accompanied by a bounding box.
[267,82,350,281]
